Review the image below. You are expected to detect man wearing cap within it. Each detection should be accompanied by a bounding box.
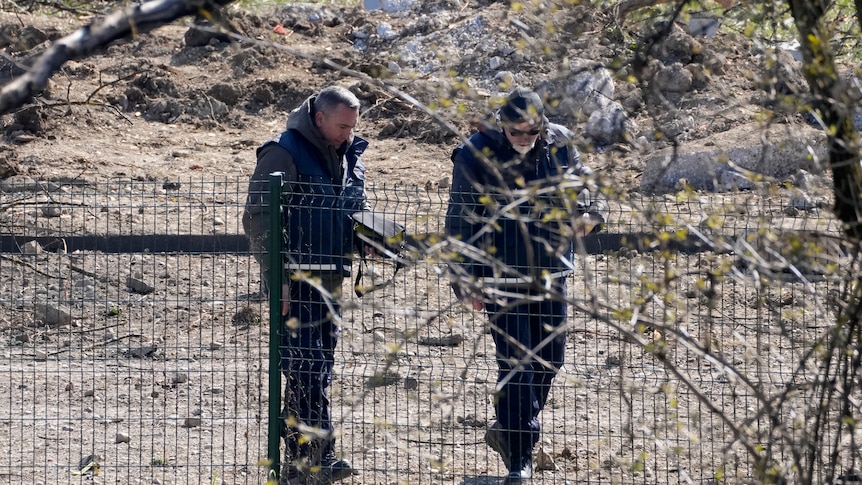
[445,87,606,483]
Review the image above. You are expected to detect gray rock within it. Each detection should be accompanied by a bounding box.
[654,112,696,140]
[384,0,417,13]
[20,240,42,254]
[12,330,29,343]
[789,190,818,211]
[187,96,229,120]
[561,61,614,117]
[584,102,637,145]
[364,0,416,13]
[686,15,719,38]
[126,276,155,295]
[279,3,339,25]
[125,346,157,358]
[654,63,693,93]
[0,175,47,192]
[34,302,72,326]
[656,24,703,63]
[183,20,231,48]
[183,417,203,428]
[365,371,401,389]
[376,22,397,40]
[757,47,807,96]
[494,71,515,85]
[641,123,828,193]
[701,48,726,75]
[207,83,241,106]
[717,170,756,191]
[790,169,827,190]
[41,206,64,217]
[404,376,419,390]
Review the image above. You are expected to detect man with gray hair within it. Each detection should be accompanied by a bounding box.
[446,87,606,484]
[243,85,370,484]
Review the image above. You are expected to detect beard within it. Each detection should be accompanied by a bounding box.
[512,140,535,155]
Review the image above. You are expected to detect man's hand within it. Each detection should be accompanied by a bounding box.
[364,244,384,259]
[466,295,484,311]
[452,282,484,311]
[281,283,290,316]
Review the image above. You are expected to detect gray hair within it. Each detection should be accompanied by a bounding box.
[312,85,360,115]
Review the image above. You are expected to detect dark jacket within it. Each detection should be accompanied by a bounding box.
[445,117,604,287]
[243,94,370,276]
[276,130,367,275]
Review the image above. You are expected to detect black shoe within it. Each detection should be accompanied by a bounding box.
[503,458,533,484]
[484,420,511,469]
[301,457,356,485]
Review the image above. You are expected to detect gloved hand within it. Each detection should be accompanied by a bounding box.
[576,188,607,235]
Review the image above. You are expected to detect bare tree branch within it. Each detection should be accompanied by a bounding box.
[0,0,235,115]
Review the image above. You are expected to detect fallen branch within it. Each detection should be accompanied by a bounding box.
[48,332,144,356]
[0,0,236,115]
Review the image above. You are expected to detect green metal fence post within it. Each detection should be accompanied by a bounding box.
[267,172,284,481]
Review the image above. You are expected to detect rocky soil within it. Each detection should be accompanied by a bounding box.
[0,1,849,484]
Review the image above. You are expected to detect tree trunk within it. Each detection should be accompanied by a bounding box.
[789,0,862,241]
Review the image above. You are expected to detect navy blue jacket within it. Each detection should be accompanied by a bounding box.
[265,129,368,276]
[445,121,594,286]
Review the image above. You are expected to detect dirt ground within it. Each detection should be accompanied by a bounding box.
[0,1,848,484]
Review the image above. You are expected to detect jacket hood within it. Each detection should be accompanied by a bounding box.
[285,94,355,155]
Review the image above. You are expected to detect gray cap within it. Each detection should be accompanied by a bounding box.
[499,87,544,124]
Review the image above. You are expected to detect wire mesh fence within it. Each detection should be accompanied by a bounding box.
[0,177,852,485]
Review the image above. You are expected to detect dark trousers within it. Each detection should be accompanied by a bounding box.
[280,276,343,463]
[485,287,567,467]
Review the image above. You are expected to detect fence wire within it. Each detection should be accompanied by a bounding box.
[0,178,852,485]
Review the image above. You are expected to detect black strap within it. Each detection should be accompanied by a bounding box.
[354,256,403,297]
[351,232,430,297]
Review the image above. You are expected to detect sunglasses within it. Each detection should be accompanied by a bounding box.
[507,127,541,137]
